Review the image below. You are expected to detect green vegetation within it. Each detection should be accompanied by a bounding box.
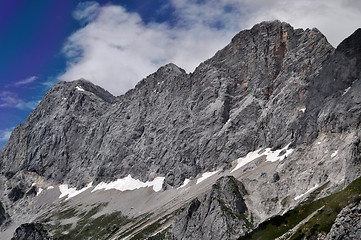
[129,212,175,240]
[61,211,132,239]
[42,202,135,239]
[241,177,361,240]
[41,202,188,240]
[116,213,153,239]
[130,219,163,240]
[148,227,174,240]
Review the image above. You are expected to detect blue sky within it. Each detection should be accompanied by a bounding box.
[1,0,361,148]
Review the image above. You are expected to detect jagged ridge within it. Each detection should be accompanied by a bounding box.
[1,20,347,188]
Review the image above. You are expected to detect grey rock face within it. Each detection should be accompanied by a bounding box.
[0,21,340,189]
[326,199,361,240]
[295,28,361,146]
[0,79,115,186]
[8,185,25,203]
[172,176,250,240]
[0,201,9,228]
[11,223,50,240]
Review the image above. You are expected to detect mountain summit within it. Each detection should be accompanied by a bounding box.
[1,20,361,239]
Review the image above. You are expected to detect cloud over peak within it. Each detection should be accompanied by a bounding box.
[59,1,239,95]
[59,0,361,96]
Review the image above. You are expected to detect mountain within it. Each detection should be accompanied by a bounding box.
[1,20,361,240]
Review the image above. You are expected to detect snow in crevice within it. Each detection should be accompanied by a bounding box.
[331,150,338,158]
[196,170,220,184]
[231,143,294,173]
[177,179,191,189]
[37,188,43,196]
[59,182,92,200]
[294,184,319,201]
[299,108,306,113]
[92,174,165,193]
[75,86,85,92]
[342,87,351,96]
[47,186,54,190]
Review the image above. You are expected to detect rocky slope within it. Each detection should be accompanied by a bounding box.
[326,200,361,240]
[1,20,361,239]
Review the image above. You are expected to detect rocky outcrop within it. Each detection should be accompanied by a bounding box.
[8,185,25,202]
[11,223,50,240]
[0,201,9,228]
[172,176,251,240]
[326,199,361,240]
[296,28,361,146]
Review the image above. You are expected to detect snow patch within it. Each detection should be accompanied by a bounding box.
[59,182,92,200]
[231,143,293,173]
[177,179,191,189]
[63,97,67,100]
[331,150,338,158]
[157,81,164,85]
[317,141,322,145]
[231,150,263,173]
[299,108,306,113]
[37,188,43,196]
[196,170,220,184]
[265,143,293,162]
[342,87,351,96]
[31,183,36,187]
[224,118,232,126]
[294,184,319,201]
[92,174,165,193]
[75,86,85,92]
[47,186,54,190]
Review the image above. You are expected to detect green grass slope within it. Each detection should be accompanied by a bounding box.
[241,177,361,240]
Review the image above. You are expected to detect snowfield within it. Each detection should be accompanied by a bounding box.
[92,174,165,193]
[231,143,293,173]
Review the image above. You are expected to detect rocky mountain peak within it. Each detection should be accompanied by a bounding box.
[134,63,186,90]
[0,20,338,188]
[51,79,115,103]
[336,28,361,58]
[1,20,361,240]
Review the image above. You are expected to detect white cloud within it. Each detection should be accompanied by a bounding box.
[14,76,38,86]
[59,0,361,96]
[0,127,14,142]
[59,1,238,95]
[238,0,361,47]
[0,91,40,110]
